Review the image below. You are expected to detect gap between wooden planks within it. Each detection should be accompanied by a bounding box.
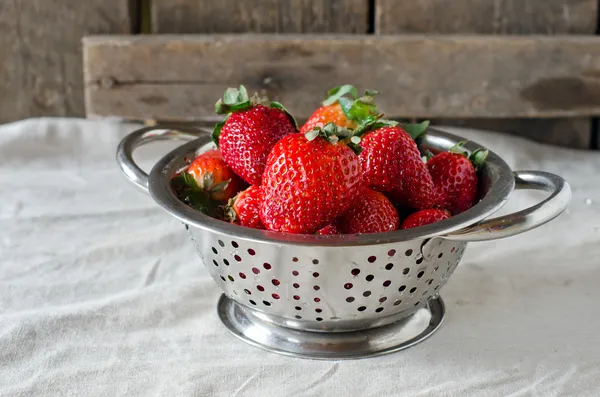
[84,34,600,122]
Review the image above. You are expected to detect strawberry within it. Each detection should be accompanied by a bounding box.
[186,149,243,201]
[316,224,342,235]
[337,188,399,234]
[225,185,264,229]
[300,85,379,134]
[259,124,362,234]
[401,209,450,229]
[213,86,297,185]
[427,142,488,215]
[171,172,220,217]
[300,103,358,133]
[358,121,438,210]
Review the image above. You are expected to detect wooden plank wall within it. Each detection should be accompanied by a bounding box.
[84,35,600,130]
[0,0,131,124]
[376,0,597,34]
[0,0,590,148]
[376,0,598,148]
[152,0,370,33]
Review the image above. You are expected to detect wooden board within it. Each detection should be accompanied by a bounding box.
[0,0,131,124]
[84,35,600,123]
[433,118,591,149]
[376,0,597,34]
[152,0,369,33]
[375,0,596,148]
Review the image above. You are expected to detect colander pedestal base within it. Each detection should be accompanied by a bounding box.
[217,294,445,360]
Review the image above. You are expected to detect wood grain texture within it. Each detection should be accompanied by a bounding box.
[0,0,130,123]
[152,0,369,33]
[84,35,600,122]
[375,0,596,148]
[376,0,597,34]
[433,118,591,149]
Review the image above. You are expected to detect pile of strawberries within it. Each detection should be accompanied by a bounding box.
[171,85,488,235]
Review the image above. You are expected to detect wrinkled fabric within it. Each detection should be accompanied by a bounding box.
[1,118,599,397]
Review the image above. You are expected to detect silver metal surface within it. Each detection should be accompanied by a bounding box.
[217,294,445,360]
[444,171,571,241]
[187,223,464,331]
[116,125,208,193]
[117,124,571,357]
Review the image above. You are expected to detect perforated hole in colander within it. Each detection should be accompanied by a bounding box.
[195,229,466,330]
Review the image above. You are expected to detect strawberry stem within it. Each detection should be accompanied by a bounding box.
[424,149,435,161]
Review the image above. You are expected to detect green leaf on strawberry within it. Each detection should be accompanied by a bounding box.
[306,122,362,155]
[448,140,489,171]
[171,172,220,217]
[342,97,378,123]
[212,119,226,147]
[469,148,489,171]
[402,120,430,140]
[449,140,468,155]
[354,117,398,136]
[322,84,359,106]
[215,85,253,115]
[322,85,380,127]
[270,101,298,130]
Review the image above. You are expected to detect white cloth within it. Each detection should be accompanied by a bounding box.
[1,118,599,397]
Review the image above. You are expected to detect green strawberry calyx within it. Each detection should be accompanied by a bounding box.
[353,117,430,141]
[269,101,299,130]
[322,85,359,106]
[215,85,254,115]
[449,141,489,171]
[402,120,430,140]
[305,122,362,155]
[223,195,239,223]
[323,84,380,126]
[171,171,229,216]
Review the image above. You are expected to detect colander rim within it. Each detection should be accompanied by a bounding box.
[148,127,515,246]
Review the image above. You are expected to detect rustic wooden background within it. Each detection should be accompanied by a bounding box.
[2,0,600,149]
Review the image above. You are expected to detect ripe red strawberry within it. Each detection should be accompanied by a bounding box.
[226,185,264,229]
[427,142,488,215]
[300,85,379,134]
[214,86,297,185]
[358,122,438,210]
[337,188,399,234]
[260,124,362,234]
[316,224,342,235]
[300,103,358,133]
[401,209,450,229]
[186,149,243,201]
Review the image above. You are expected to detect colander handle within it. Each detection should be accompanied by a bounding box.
[116,125,210,194]
[443,171,571,242]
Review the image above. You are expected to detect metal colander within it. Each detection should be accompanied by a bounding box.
[117,125,570,359]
